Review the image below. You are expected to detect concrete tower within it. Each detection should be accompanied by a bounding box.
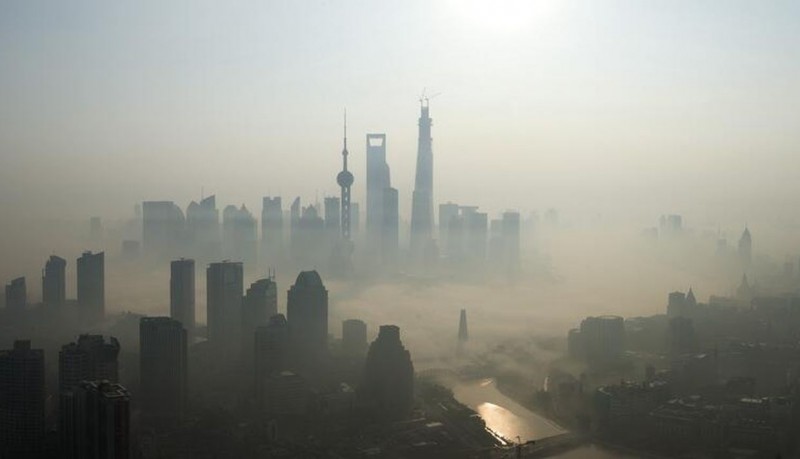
[410,98,434,255]
[336,112,354,241]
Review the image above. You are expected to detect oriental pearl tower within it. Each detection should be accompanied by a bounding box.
[337,111,354,241]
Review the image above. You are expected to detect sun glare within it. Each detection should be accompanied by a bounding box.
[451,0,557,34]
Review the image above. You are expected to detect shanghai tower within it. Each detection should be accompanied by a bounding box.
[410,99,434,255]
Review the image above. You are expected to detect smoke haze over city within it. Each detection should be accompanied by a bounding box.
[1,1,800,458]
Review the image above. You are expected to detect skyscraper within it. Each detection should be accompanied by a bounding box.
[254,314,289,403]
[324,196,341,235]
[261,196,283,261]
[77,251,104,322]
[140,317,188,419]
[0,340,45,459]
[142,200,186,258]
[502,211,521,272]
[222,204,257,268]
[61,381,130,459]
[59,335,120,393]
[170,258,196,334]
[287,271,328,370]
[410,100,435,256]
[206,261,244,351]
[738,226,752,267]
[59,335,121,457]
[186,195,220,261]
[4,276,26,311]
[366,133,389,244]
[337,115,354,241]
[342,319,367,356]
[362,325,414,420]
[382,187,399,264]
[43,255,67,310]
[242,277,278,363]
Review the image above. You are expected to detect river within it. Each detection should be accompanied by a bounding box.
[452,378,636,458]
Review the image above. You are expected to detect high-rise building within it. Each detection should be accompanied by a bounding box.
[366,133,390,243]
[59,335,120,457]
[324,196,341,235]
[142,201,186,258]
[362,325,414,420]
[4,276,26,311]
[242,277,278,363]
[59,335,120,393]
[287,271,328,370]
[574,316,625,364]
[502,211,521,271]
[206,262,244,351]
[294,205,325,266]
[261,196,283,261]
[43,255,67,309]
[140,317,188,419]
[170,258,195,334]
[186,195,220,260]
[222,204,257,268]
[738,226,752,267]
[77,251,104,322]
[342,319,367,356]
[61,381,130,459]
[0,340,45,458]
[410,100,435,256]
[255,314,289,403]
[438,202,460,248]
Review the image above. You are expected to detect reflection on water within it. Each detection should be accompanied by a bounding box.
[452,378,638,458]
[452,378,565,442]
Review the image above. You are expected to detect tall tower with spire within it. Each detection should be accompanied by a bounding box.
[337,111,354,241]
[410,99,434,255]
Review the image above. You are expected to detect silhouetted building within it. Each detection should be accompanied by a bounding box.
[89,216,103,242]
[294,205,325,267]
[366,132,398,262]
[502,211,521,271]
[255,314,289,404]
[223,204,257,268]
[186,195,220,260]
[738,226,752,267]
[77,251,104,322]
[263,370,309,415]
[43,255,67,310]
[142,201,186,258]
[287,271,328,371]
[261,196,283,261]
[0,340,45,459]
[170,258,195,335]
[59,335,121,458]
[667,290,697,318]
[140,317,188,419]
[659,214,683,238]
[62,381,130,459]
[242,277,278,364]
[362,325,414,420]
[410,101,434,257]
[570,316,625,364]
[438,202,460,248]
[4,276,26,311]
[736,274,754,302]
[342,319,367,356]
[59,335,120,393]
[324,196,341,235]
[206,262,244,351]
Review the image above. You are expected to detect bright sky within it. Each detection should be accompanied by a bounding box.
[1,0,799,229]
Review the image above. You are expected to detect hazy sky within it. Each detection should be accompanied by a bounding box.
[1,0,799,228]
